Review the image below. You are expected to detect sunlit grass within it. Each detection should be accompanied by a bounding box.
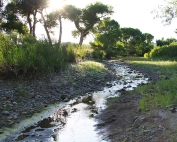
[122,57,177,112]
[59,60,108,87]
[122,57,177,78]
[71,61,107,77]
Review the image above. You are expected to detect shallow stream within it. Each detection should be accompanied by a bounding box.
[1,61,148,142]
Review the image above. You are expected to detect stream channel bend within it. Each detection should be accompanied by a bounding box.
[1,61,148,142]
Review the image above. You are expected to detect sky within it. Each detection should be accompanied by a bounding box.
[36,0,177,44]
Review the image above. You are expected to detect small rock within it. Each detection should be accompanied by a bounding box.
[63,98,69,102]
[168,107,176,113]
[9,104,13,107]
[2,111,10,115]
[12,102,17,105]
[96,80,101,84]
[61,94,68,100]
[16,119,21,123]
[13,115,18,120]
[8,116,13,119]
[21,112,27,115]
[148,136,153,140]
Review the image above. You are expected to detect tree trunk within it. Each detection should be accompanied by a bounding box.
[27,13,33,36]
[58,15,62,47]
[79,33,84,46]
[32,9,37,37]
[41,11,52,45]
[79,30,89,46]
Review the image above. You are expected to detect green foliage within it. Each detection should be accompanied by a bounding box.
[64,2,113,45]
[95,18,122,46]
[144,53,149,58]
[1,2,29,34]
[0,33,78,77]
[76,45,87,59]
[156,38,177,46]
[121,28,154,56]
[138,77,177,112]
[0,33,16,66]
[92,49,106,59]
[21,34,37,44]
[60,42,76,62]
[122,57,177,112]
[145,42,177,58]
[115,41,127,56]
[105,48,115,59]
[91,25,154,58]
[91,18,122,59]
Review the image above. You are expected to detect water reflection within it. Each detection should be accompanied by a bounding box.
[3,61,149,142]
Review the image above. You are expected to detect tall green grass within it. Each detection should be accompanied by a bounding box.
[0,33,78,77]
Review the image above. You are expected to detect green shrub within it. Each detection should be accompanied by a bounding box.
[145,42,177,58]
[144,53,149,57]
[76,45,87,59]
[105,48,115,59]
[60,43,76,62]
[115,41,127,56]
[92,49,106,59]
[0,33,17,66]
[0,33,78,77]
[15,39,66,74]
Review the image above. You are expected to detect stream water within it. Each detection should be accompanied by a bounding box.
[1,61,149,142]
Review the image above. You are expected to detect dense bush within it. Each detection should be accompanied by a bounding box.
[144,42,177,58]
[75,45,87,59]
[115,41,127,56]
[0,33,78,77]
[92,49,106,59]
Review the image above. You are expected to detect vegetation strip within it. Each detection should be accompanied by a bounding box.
[122,57,177,112]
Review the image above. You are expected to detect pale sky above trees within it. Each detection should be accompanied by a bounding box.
[36,0,177,44]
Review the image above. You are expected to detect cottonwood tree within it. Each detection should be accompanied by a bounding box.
[1,2,28,34]
[48,8,67,46]
[91,18,122,58]
[0,0,6,30]
[14,0,49,37]
[37,1,53,45]
[121,27,143,55]
[139,33,154,56]
[64,2,113,46]
[121,28,154,56]
[156,37,177,46]
[0,0,3,24]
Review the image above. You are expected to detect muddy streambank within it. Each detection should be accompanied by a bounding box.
[1,59,172,142]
